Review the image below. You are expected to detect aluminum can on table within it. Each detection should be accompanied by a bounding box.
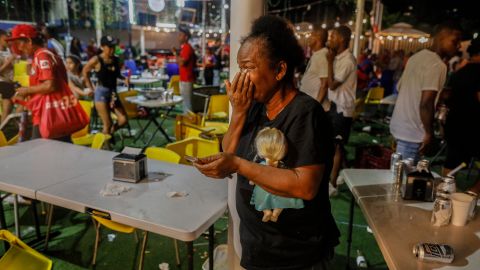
[431,192,452,226]
[437,175,456,194]
[390,152,402,172]
[413,243,454,263]
[465,190,478,220]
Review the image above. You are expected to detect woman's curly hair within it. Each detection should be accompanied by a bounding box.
[242,15,304,84]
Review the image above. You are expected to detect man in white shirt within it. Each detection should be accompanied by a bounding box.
[326,25,357,191]
[390,22,462,162]
[300,28,329,110]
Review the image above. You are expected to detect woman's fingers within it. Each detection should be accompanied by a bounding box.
[230,72,241,94]
[246,81,254,100]
[225,79,232,95]
[236,71,246,94]
[239,72,250,95]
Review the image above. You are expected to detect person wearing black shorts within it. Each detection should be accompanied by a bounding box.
[0,29,16,124]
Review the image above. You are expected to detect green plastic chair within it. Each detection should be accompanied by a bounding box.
[0,229,52,270]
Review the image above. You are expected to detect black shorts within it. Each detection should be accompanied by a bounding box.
[0,81,15,99]
[328,103,353,145]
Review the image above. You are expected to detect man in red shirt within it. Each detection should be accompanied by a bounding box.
[8,24,75,141]
[173,27,195,113]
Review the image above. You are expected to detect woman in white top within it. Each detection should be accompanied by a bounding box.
[65,55,90,98]
[0,29,16,124]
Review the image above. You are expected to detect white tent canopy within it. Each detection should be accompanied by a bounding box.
[377,22,429,38]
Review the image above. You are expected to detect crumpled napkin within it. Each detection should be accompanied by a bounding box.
[167,191,188,198]
[100,183,132,196]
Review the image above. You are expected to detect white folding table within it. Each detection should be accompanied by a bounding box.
[0,139,227,269]
[341,168,480,270]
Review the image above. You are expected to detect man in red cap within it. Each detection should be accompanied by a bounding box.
[8,24,74,141]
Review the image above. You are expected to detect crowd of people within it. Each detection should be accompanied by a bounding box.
[0,22,230,138]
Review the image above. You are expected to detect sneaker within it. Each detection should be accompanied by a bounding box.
[329,183,338,197]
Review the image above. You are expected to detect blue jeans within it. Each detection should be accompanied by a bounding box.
[396,139,421,163]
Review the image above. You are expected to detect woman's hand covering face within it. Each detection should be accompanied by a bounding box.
[225,70,254,115]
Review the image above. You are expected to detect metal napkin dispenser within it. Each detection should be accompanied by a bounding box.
[113,153,147,183]
[401,160,435,202]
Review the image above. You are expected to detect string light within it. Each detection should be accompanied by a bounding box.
[321,23,327,29]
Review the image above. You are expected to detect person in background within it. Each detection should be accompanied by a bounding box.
[0,29,16,124]
[443,38,480,193]
[326,25,357,195]
[172,27,195,113]
[389,22,462,162]
[65,55,89,98]
[83,35,128,135]
[389,49,405,85]
[86,38,98,60]
[8,24,72,142]
[203,47,216,85]
[192,15,339,270]
[356,49,374,93]
[38,24,65,60]
[300,27,330,111]
[69,37,83,60]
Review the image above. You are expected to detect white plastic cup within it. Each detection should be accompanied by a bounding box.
[451,193,474,226]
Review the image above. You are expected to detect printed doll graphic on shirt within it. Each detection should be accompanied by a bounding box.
[250,127,304,222]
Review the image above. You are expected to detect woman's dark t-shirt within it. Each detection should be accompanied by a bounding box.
[235,92,340,270]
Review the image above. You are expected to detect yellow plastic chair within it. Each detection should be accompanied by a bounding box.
[365,87,384,105]
[13,60,28,76]
[117,90,139,120]
[352,96,366,120]
[91,133,111,150]
[206,95,229,120]
[13,61,30,87]
[12,75,30,87]
[145,147,181,163]
[166,137,220,165]
[71,100,94,145]
[168,75,180,96]
[0,229,52,270]
[0,131,19,147]
[90,216,149,269]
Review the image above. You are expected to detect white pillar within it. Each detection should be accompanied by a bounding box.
[94,0,103,46]
[140,27,146,55]
[201,1,207,64]
[353,0,365,58]
[228,0,265,268]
